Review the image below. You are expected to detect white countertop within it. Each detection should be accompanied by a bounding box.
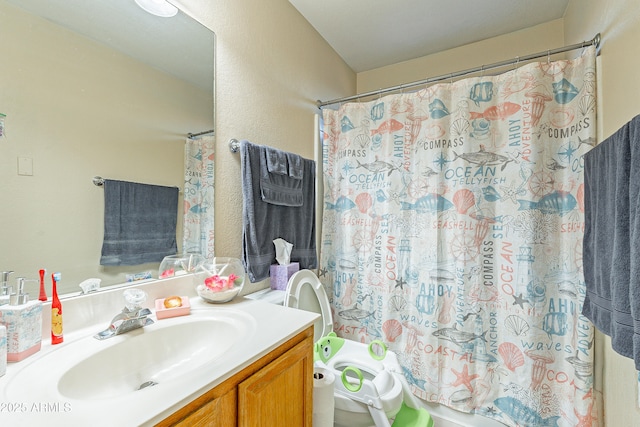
[0,276,318,427]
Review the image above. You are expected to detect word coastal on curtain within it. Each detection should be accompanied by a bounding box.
[183,135,215,260]
[320,46,598,427]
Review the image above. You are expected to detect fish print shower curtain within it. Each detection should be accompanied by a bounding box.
[320,46,598,427]
[183,135,215,259]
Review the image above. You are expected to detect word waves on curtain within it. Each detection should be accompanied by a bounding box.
[320,45,598,427]
[183,135,215,260]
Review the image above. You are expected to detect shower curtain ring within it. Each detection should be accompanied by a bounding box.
[547,49,551,63]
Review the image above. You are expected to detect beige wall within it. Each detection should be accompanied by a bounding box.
[174,0,356,294]
[0,2,213,294]
[357,19,565,94]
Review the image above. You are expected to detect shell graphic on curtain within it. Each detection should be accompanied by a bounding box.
[183,135,215,259]
[320,46,598,426]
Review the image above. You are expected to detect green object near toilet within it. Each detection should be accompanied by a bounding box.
[391,402,434,427]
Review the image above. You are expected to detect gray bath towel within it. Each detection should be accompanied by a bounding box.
[261,145,303,207]
[628,115,640,369]
[582,115,640,368]
[100,179,178,266]
[241,140,317,282]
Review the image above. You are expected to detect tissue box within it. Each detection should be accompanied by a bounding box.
[270,262,299,290]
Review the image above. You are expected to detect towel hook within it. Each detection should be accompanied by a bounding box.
[229,138,240,153]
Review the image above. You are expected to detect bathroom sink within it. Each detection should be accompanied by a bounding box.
[4,308,255,402]
[59,313,248,399]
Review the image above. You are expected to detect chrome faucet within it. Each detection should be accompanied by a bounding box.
[94,289,154,340]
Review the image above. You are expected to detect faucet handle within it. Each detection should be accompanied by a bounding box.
[123,288,147,311]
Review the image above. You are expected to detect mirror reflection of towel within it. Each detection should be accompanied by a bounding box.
[100,179,178,266]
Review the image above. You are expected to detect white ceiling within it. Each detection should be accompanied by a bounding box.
[289,0,570,73]
[3,0,214,91]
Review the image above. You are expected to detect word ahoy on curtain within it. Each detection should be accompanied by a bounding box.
[320,45,598,426]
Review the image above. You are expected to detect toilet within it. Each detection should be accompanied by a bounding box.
[284,270,407,427]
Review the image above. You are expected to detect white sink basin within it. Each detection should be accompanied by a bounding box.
[60,314,246,400]
[4,308,255,402]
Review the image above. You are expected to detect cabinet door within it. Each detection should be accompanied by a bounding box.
[238,335,313,427]
[168,390,236,427]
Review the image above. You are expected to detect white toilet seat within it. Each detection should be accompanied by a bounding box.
[284,269,334,342]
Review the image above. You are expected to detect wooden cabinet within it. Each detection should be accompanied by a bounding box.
[157,326,314,427]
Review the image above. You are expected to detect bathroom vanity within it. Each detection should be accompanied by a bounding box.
[158,326,313,426]
[0,276,318,427]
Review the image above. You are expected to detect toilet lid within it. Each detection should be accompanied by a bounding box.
[284,270,333,342]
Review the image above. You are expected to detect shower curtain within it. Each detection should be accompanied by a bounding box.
[320,46,598,426]
[183,135,215,259]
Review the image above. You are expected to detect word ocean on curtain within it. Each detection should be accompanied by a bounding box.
[183,135,215,259]
[320,46,598,426]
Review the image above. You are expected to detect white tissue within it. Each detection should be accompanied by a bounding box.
[273,238,293,265]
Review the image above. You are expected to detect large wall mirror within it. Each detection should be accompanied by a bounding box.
[0,0,215,296]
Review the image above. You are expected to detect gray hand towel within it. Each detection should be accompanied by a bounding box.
[100,179,178,266]
[241,140,317,282]
[286,152,304,179]
[582,115,640,367]
[266,146,289,175]
[260,145,303,207]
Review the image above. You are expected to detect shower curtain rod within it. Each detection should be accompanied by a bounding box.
[317,33,601,108]
[187,129,215,139]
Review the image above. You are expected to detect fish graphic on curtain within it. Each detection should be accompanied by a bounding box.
[320,46,598,426]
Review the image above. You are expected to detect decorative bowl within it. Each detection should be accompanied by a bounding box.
[194,257,245,303]
[159,253,206,279]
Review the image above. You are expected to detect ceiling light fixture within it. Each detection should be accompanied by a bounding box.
[134,0,179,18]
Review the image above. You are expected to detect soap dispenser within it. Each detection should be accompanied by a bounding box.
[0,271,13,306]
[0,277,43,362]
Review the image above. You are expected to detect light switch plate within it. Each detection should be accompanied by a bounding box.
[17,156,33,176]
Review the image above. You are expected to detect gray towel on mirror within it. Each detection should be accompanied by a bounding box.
[100,179,178,266]
[261,145,303,207]
[241,140,317,282]
[582,115,640,367]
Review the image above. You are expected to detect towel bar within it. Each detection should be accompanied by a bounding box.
[93,176,182,193]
